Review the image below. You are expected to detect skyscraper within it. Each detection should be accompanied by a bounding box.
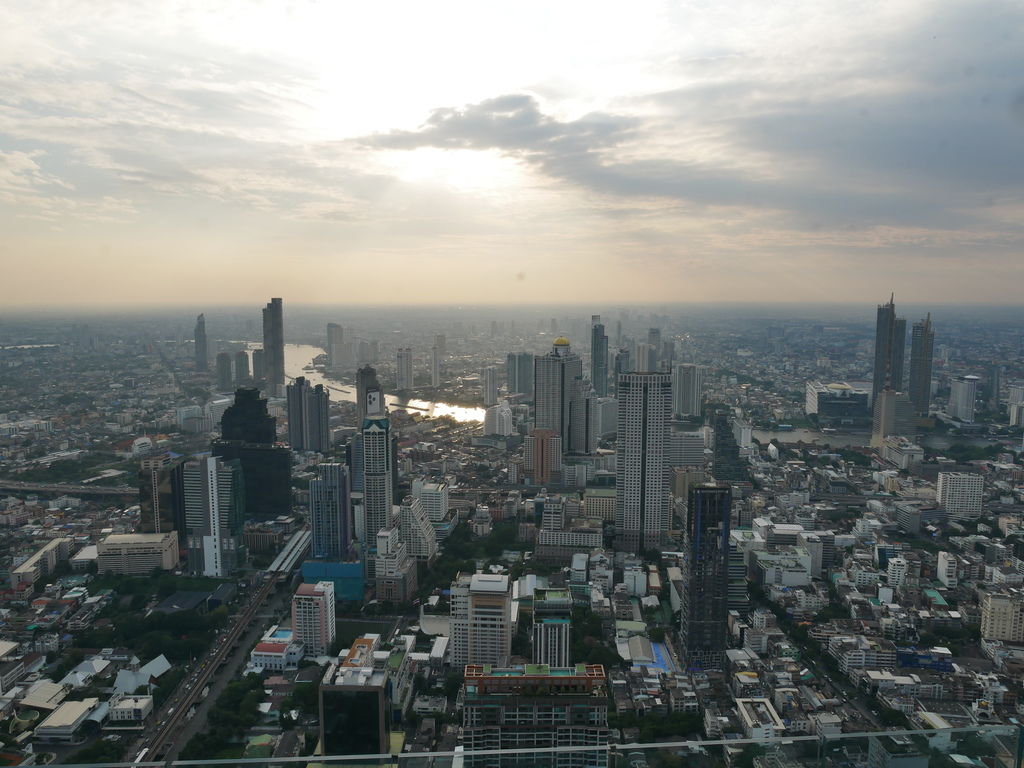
[251,348,265,382]
[213,388,291,520]
[360,385,393,546]
[234,350,250,384]
[672,363,706,418]
[612,348,630,395]
[396,347,413,391]
[431,347,441,387]
[483,365,499,406]
[534,338,589,453]
[591,315,608,397]
[327,323,345,368]
[183,455,246,577]
[194,313,208,372]
[310,464,352,560]
[873,295,907,398]
[139,453,185,536]
[355,365,381,425]
[505,351,534,398]
[908,315,934,416]
[262,297,285,396]
[287,376,331,453]
[870,388,916,447]
[680,484,731,669]
[647,328,662,370]
[615,371,672,553]
[989,363,1003,413]
[948,375,980,422]
[215,352,233,392]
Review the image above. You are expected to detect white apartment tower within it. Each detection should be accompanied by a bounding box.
[291,581,337,656]
[936,472,984,520]
[412,479,450,523]
[398,496,438,562]
[616,371,673,553]
[183,456,245,578]
[450,573,513,667]
[980,591,1024,642]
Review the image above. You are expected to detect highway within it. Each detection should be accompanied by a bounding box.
[128,535,306,764]
[0,479,137,496]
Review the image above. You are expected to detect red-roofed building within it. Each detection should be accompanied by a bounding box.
[250,640,303,672]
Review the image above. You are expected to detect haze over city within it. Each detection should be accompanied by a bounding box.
[3,0,1024,306]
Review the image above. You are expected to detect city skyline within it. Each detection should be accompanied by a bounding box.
[3,1,1024,306]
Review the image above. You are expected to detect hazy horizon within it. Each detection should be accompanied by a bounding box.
[3,1,1024,306]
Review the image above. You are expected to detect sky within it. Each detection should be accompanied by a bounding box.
[2,0,1023,307]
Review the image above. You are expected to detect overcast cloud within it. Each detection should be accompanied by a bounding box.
[1,0,1022,306]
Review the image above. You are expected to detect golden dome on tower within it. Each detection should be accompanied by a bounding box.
[553,337,570,346]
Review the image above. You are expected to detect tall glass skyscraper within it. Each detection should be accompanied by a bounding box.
[908,314,934,416]
[680,483,731,670]
[261,297,285,396]
[873,295,906,398]
[194,313,207,372]
[590,315,608,397]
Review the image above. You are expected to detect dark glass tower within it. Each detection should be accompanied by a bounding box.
[262,297,285,396]
[680,483,731,670]
[194,313,208,372]
[908,314,934,416]
[234,350,250,384]
[873,295,906,398]
[215,352,233,392]
[590,315,608,397]
[213,388,290,520]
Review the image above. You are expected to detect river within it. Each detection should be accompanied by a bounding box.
[282,344,485,423]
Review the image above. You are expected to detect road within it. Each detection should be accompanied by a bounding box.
[0,479,137,496]
[127,572,289,763]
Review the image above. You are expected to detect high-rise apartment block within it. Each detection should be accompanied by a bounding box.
[948,375,979,423]
[431,346,441,387]
[412,479,450,522]
[374,526,417,602]
[908,315,934,415]
[234,350,250,384]
[310,464,352,561]
[980,590,1024,642]
[672,364,706,418]
[524,429,562,485]
[286,376,331,453]
[532,588,572,667]
[398,496,437,563]
[936,472,984,520]
[396,348,414,391]
[615,372,672,553]
[262,297,285,396]
[183,456,246,577]
[483,365,499,406]
[327,323,345,368]
[534,338,584,451]
[460,663,608,768]
[450,573,512,667]
[680,484,732,669]
[138,452,185,535]
[292,581,337,656]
